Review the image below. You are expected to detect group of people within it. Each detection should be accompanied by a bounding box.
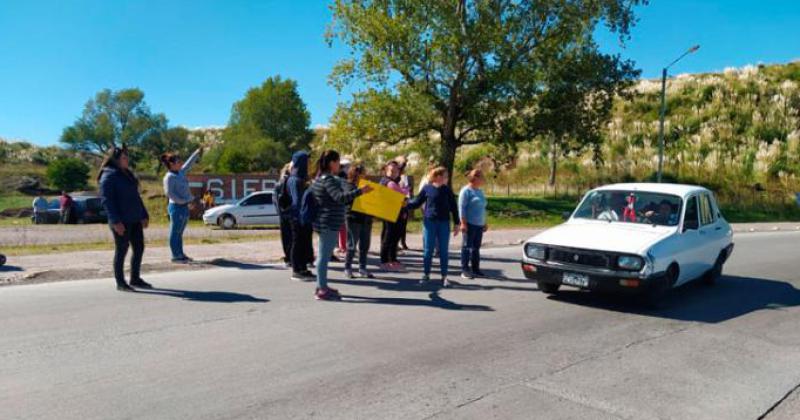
[32,191,75,224]
[96,145,489,301]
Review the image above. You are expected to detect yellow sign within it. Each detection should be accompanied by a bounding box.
[352,179,405,222]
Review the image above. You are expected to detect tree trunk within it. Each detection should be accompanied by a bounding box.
[548,137,558,187]
[440,131,458,187]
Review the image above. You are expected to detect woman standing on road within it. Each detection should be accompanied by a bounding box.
[406,167,459,287]
[310,150,373,301]
[343,163,375,279]
[379,161,409,271]
[161,147,202,263]
[98,146,151,292]
[458,169,488,279]
[287,151,315,281]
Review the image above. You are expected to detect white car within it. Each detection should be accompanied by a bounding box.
[202,191,280,229]
[521,183,734,302]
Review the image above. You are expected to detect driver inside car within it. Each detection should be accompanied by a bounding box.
[644,200,677,225]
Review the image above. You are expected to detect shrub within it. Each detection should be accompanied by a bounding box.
[47,158,90,192]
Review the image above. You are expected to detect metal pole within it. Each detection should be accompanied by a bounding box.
[657,67,667,183]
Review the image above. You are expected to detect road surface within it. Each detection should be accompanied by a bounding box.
[2,231,799,419]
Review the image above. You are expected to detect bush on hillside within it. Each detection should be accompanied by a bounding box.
[47,158,90,192]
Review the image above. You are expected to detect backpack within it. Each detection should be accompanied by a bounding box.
[275,177,292,212]
[299,183,319,226]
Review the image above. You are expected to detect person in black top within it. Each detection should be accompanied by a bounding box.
[274,162,293,267]
[286,151,315,281]
[405,167,460,287]
[98,146,151,292]
[343,164,374,279]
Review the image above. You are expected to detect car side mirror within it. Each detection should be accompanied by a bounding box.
[562,211,572,221]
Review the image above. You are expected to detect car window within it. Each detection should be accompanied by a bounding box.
[699,194,715,226]
[573,190,682,226]
[684,196,699,230]
[241,194,272,206]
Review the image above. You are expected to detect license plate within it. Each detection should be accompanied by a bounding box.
[562,272,589,288]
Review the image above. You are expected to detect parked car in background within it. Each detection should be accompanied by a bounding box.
[521,183,734,304]
[31,195,108,224]
[202,191,279,229]
[0,253,6,267]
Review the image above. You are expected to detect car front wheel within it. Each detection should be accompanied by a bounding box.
[219,215,236,230]
[0,254,6,267]
[537,280,560,294]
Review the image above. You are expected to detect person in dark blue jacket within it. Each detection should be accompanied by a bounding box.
[98,146,151,292]
[286,151,315,281]
[405,166,460,287]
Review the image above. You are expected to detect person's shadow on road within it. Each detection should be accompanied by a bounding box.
[137,288,269,303]
[547,275,800,323]
[340,291,493,311]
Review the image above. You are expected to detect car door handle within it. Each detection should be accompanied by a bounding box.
[715,226,721,231]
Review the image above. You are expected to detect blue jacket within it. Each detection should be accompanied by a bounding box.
[99,166,149,224]
[286,151,309,220]
[406,184,459,224]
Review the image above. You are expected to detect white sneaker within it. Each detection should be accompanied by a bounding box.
[442,278,451,288]
[461,272,474,280]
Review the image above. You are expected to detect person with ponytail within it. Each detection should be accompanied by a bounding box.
[310,150,373,301]
[161,147,202,263]
[98,145,151,292]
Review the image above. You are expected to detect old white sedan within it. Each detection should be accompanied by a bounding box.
[521,183,734,302]
[202,191,280,229]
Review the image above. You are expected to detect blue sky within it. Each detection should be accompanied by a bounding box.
[0,0,798,146]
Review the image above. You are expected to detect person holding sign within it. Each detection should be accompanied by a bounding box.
[379,161,409,271]
[406,167,460,288]
[343,164,375,279]
[310,150,374,301]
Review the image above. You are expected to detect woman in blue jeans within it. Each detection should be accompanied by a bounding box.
[310,150,374,301]
[458,169,488,279]
[161,148,202,263]
[406,167,460,287]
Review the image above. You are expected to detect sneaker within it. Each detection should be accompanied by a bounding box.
[358,269,375,279]
[181,255,194,262]
[283,260,292,269]
[442,278,452,288]
[419,274,430,285]
[117,283,135,292]
[380,263,394,272]
[292,272,315,282]
[171,256,190,264]
[345,269,355,279]
[315,287,341,301]
[130,278,153,289]
[461,272,474,280]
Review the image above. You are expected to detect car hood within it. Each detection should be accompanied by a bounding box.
[528,219,676,255]
[205,204,235,215]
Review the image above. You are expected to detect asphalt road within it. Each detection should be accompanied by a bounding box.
[2,231,799,420]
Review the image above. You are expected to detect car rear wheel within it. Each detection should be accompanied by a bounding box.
[0,254,6,267]
[219,215,236,230]
[537,280,560,294]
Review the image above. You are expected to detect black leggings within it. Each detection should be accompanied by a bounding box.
[380,221,403,263]
[279,214,293,263]
[111,222,145,286]
[290,219,313,273]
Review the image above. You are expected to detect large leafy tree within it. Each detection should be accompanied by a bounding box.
[213,76,314,172]
[327,0,646,179]
[533,42,639,185]
[61,88,167,156]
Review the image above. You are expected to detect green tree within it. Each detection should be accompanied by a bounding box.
[47,158,90,192]
[214,76,313,172]
[61,88,167,156]
[140,126,202,171]
[327,0,646,180]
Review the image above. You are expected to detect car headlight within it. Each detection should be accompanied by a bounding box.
[524,243,547,260]
[617,255,644,271]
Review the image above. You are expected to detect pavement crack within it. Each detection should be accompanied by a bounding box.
[757,379,800,420]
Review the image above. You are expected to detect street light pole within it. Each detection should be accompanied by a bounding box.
[656,45,700,183]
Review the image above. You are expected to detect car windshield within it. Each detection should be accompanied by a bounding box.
[573,190,683,226]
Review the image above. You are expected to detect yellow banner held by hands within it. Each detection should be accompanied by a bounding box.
[352,179,405,223]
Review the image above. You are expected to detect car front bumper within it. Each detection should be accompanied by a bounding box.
[520,259,667,293]
[202,214,217,225]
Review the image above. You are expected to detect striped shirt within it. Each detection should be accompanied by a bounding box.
[311,174,362,232]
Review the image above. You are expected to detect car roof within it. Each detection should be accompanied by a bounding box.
[591,183,711,198]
